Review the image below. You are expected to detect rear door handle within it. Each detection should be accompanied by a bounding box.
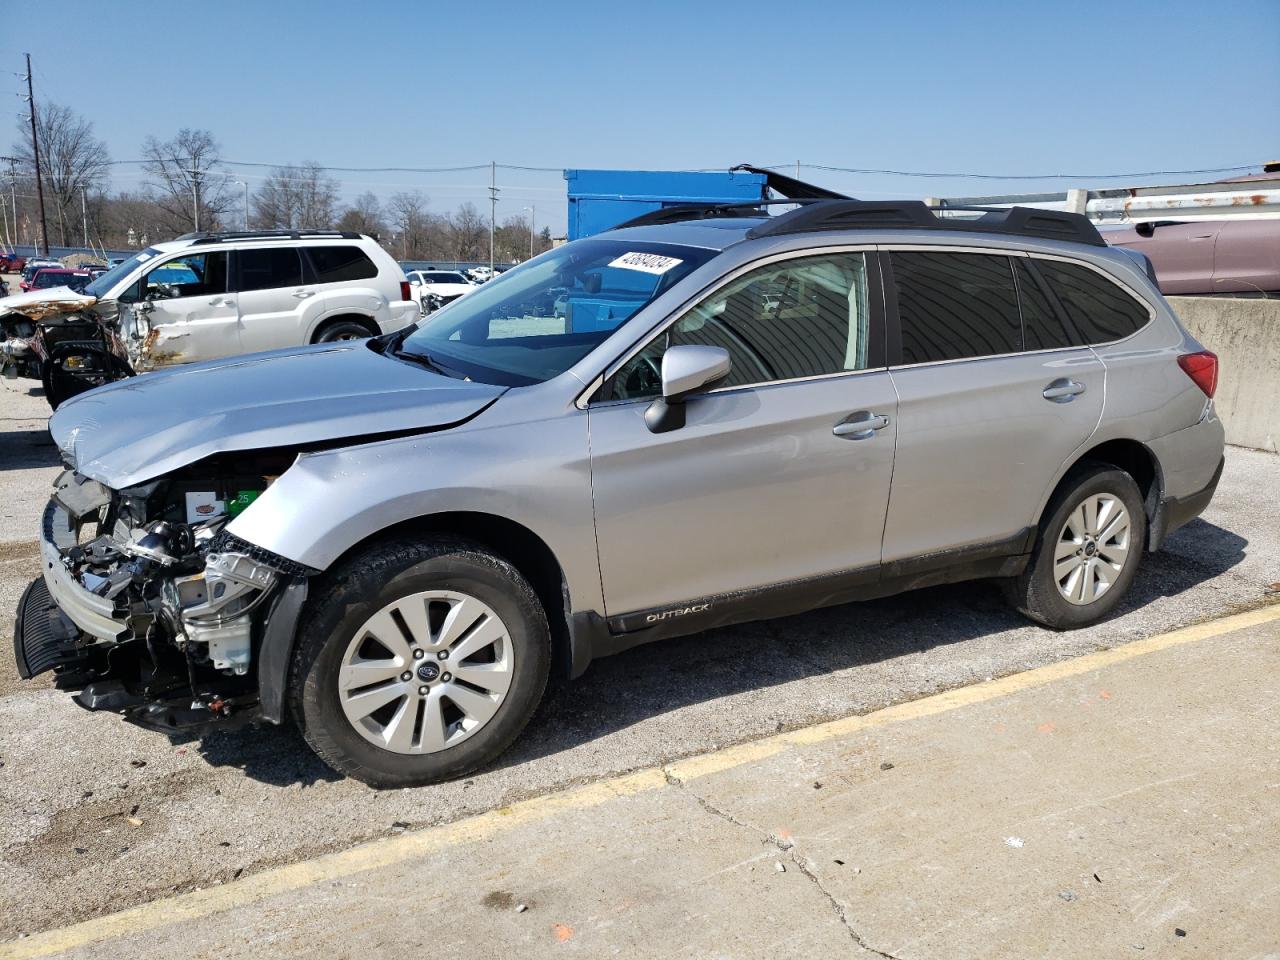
[1042,378,1086,402]
[833,411,890,440]
[292,289,316,299]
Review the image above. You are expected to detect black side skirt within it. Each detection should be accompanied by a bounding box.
[587,528,1035,662]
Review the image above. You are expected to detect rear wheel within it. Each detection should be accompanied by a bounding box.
[289,538,550,787]
[314,319,373,343]
[1010,464,1146,629]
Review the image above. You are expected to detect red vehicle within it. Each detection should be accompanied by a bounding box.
[23,268,93,294]
[0,254,27,273]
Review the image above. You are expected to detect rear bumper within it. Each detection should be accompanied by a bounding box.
[1150,455,1224,551]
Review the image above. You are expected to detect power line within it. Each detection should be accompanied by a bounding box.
[96,157,1264,183]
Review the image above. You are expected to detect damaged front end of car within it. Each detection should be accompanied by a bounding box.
[15,453,313,733]
[0,293,134,408]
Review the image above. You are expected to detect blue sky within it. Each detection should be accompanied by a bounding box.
[6,0,1278,233]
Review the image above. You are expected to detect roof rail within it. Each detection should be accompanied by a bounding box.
[175,230,363,245]
[612,199,819,231]
[745,200,1106,247]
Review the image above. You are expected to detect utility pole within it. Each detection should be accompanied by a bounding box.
[81,188,89,247]
[24,54,49,256]
[184,168,203,232]
[523,204,535,259]
[488,160,497,275]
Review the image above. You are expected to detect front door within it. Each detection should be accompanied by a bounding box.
[588,250,897,619]
[130,250,238,368]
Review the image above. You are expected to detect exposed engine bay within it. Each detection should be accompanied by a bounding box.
[18,450,310,732]
[0,295,136,409]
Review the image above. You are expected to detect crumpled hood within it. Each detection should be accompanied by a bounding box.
[50,341,506,488]
[0,286,97,321]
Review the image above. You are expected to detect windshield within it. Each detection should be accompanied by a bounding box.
[397,238,716,385]
[85,247,161,298]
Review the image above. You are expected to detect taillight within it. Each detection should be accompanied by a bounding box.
[400,280,412,302]
[1177,351,1218,398]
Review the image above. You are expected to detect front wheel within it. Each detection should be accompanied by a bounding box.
[1009,464,1146,629]
[289,538,550,787]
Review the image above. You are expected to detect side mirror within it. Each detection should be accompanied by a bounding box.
[1135,222,1156,238]
[409,277,421,285]
[644,344,731,434]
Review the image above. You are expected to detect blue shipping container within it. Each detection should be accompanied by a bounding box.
[564,169,768,240]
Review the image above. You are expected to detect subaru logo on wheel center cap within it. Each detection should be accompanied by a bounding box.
[417,662,441,682]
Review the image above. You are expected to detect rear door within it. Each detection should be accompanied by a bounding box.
[1211,219,1280,295]
[588,249,897,618]
[881,249,1105,565]
[304,244,384,329]
[232,246,315,352]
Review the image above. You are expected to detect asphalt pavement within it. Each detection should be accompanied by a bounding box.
[1,382,1277,944]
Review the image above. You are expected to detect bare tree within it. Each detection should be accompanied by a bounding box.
[387,191,435,259]
[141,129,235,235]
[12,103,110,246]
[336,191,386,237]
[449,202,488,262]
[251,161,340,230]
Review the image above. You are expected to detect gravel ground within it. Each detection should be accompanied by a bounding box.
[0,381,1276,939]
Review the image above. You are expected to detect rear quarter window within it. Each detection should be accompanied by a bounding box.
[307,245,378,283]
[1035,259,1151,344]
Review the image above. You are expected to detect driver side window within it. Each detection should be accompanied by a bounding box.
[142,252,228,301]
[610,252,874,401]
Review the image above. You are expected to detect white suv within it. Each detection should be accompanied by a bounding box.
[0,230,419,407]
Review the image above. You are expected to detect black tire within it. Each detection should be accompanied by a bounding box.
[314,319,374,343]
[1010,463,1146,629]
[40,344,133,411]
[288,537,550,788]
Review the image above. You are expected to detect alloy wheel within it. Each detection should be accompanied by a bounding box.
[337,590,515,754]
[1053,493,1132,605]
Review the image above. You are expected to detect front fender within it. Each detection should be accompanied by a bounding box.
[225,411,603,614]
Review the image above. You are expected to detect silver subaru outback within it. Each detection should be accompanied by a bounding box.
[15,198,1224,787]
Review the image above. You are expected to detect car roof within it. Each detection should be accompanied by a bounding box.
[594,217,766,251]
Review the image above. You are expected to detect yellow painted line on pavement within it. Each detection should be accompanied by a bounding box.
[4,601,1278,959]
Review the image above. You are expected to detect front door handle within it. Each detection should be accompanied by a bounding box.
[833,411,890,440]
[1042,378,1086,402]
[208,296,234,306]
[292,289,316,299]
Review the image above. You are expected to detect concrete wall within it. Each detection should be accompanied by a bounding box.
[1169,296,1280,453]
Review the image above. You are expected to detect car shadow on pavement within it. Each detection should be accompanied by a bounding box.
[0,428,59,470]
[187,517,1246,789]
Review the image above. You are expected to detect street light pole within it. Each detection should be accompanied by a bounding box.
[233,180,249,230]
[523,205,535,259]
[81,188,89,248]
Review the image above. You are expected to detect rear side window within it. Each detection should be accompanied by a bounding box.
[306,245,378,283]
[890,251,1022,364]
[236,248,303,292]
[1035,259,1150,344]
[1015,259,1077,351]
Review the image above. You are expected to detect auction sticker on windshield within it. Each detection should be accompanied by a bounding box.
[608,252,684,275]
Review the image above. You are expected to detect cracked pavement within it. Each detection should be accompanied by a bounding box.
[16,607,1279,959]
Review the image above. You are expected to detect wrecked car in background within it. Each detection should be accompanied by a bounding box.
[0,230,419,409]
